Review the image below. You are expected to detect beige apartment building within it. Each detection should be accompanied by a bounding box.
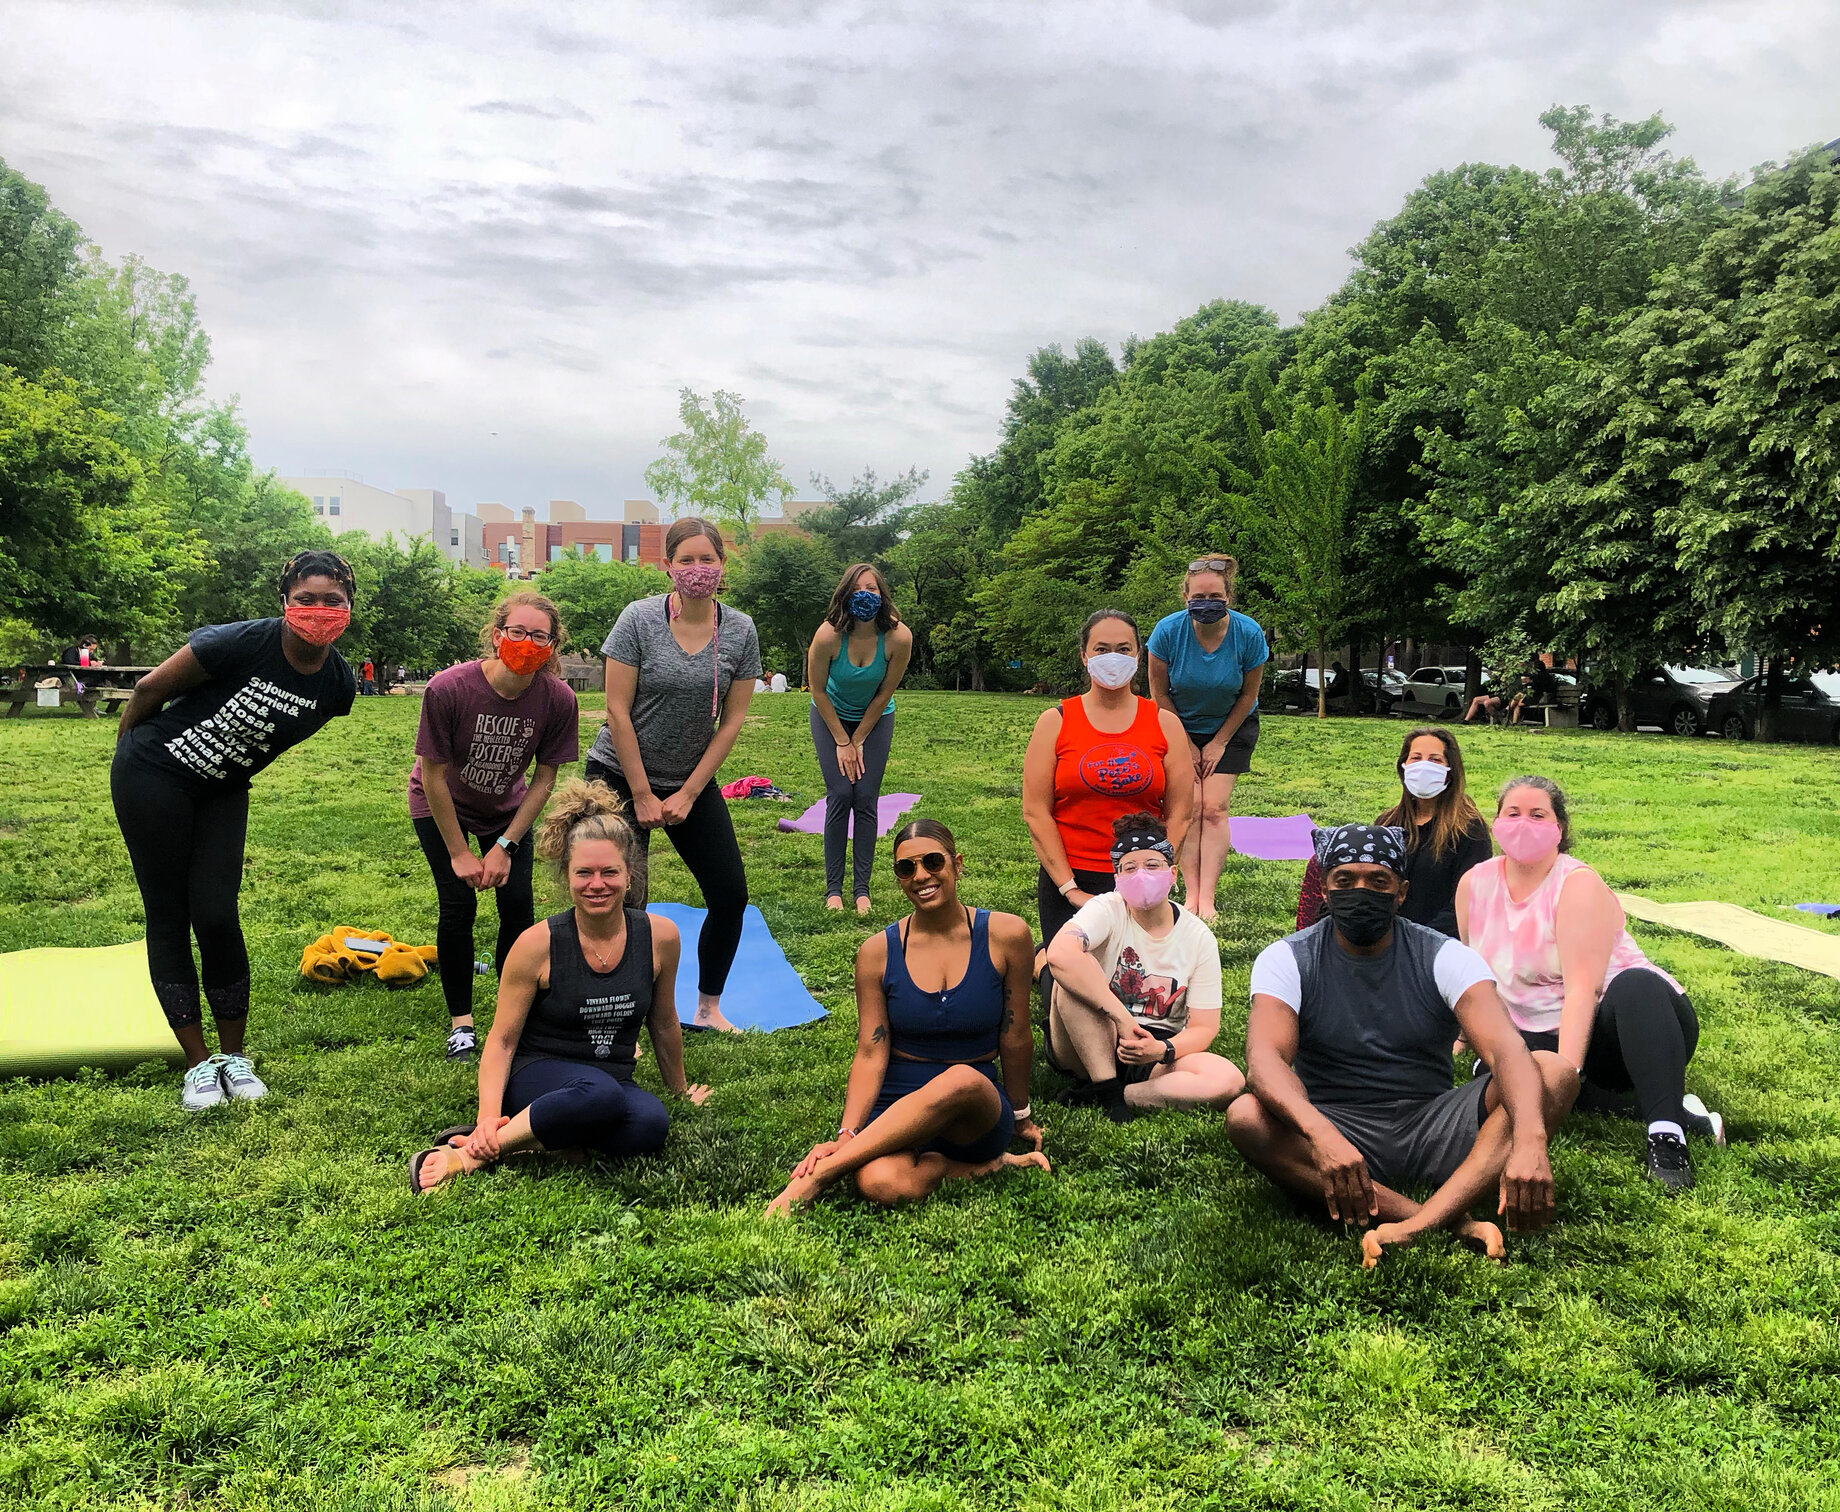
[281,476,489,569]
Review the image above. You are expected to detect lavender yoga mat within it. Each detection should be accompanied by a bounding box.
[1229,813,1317,861]
[778,792,921,838]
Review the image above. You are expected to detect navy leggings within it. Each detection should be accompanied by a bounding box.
[504,1058,670,1159]
[411,815,535,1020]
[809,706,895,900]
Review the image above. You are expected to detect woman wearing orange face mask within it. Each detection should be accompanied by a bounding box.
[113,550,361,1111]
[409,592,581,1062]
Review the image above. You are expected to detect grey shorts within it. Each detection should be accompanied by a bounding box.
[1314,1078,1492,1192]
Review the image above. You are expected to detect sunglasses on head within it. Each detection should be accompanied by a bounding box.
[892,851,951,880]
[1188,557,1232,573]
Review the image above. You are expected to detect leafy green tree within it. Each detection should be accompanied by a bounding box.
[885,494,1001,689]
[802,466,927,562]
[0,372,201,642]
[0,162,81,377]
[539,552,670,654]
[726,532,842,675]
[335,534,477,677]
[644,388,793,538]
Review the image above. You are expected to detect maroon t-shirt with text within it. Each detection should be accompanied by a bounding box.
[407,661,580,833]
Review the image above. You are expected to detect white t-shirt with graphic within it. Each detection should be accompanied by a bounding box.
[1066,890,1222,1033]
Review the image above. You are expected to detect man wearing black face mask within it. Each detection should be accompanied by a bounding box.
[1227,825,1572,1266]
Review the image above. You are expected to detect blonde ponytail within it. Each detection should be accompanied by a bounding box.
[537,778,638,883]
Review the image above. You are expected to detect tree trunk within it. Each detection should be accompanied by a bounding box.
[970,657,985,693]
[1315,634,1327,718]
[1403,638,1421,674]
[1462,648,1481,706]
[1616,672,1635,733]
[1345,640,1361,716]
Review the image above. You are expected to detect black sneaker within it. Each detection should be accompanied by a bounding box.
[1645,1131,1695,1192]
[444,1024,478,1061]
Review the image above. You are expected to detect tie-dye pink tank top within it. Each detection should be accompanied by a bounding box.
[1464,853,1679,1034]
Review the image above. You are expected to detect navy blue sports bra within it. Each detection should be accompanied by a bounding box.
[881,907,1005,1061]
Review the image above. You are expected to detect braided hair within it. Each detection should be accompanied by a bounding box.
[279,550,356,604]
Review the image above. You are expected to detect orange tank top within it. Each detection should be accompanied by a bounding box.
[1052,695,1169,871]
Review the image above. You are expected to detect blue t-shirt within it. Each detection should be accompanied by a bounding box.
[1147,608,1269,736]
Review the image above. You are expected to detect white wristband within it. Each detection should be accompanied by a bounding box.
[1057,878,1077,897]
[1013,1104,1032,1121]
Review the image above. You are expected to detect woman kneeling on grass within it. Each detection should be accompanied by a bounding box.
[412,780,711,1192]
[767,819,1048,1214]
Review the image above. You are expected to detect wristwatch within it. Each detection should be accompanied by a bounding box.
[1161,1041,1176,1066]
[1057,877,1078,897]
[495,834,516,853]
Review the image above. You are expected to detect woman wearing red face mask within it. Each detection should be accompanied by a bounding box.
[112,550,360,1110]
[409,592,580,1061]
[1457,775,1724,1193]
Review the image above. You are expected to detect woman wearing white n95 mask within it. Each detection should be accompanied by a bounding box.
[1296,725,1492,938]
[1023,609,1195,955]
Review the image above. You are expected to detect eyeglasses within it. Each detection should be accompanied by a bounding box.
[1188,557,1233,573]
[499,627,557,646]
[892,851,950,880]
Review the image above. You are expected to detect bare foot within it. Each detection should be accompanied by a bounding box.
[1002,1150,1052,1174]
[765,1173,825,1217]
[1360,1221,1415,1268]
[693,997,743,1035]
[825,895,844,912]
[416,1139,479,1192]
[855,896,872,917]
[1455,1218,1506,1261]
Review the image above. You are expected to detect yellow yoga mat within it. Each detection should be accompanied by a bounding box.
[1617,895,1840,984]
[0,940,184,1076]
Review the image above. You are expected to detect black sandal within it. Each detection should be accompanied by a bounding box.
[409,1145,454,1194]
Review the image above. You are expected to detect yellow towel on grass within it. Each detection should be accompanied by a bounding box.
[0,940,184,1076]
[299,928,438,987]
[1616,894,1840,983]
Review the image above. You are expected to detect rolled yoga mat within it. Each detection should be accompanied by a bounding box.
[648,903,829,1031]
[1229,814,1317,861]
[777,792,922,838]
[1617,895,1840,983]
[0,940,184,1076]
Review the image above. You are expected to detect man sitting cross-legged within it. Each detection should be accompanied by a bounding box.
[1226,823,1574,1265]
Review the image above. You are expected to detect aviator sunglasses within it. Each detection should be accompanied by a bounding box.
[892,851,951,880]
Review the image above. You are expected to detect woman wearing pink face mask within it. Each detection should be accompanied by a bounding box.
[112,550,359,1110]
[1042,812,1243,1121]
[1457,775,1723,1193]
[584,517,761,1034]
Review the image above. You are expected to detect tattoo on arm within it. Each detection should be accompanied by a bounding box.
[1001,1006,1014,1034]
[1071,927,1090,951]
[870,1025,886,1044]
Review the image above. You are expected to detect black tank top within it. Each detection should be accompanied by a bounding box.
[513,909,653,1075]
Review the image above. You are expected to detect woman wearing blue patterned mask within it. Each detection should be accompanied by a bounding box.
[1147,554,1269,921]
[808,563,913,915]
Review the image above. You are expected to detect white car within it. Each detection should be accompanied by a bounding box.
[1394,666,1483,717]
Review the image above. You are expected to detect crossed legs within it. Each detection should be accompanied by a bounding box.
[1048,987,1243,1109]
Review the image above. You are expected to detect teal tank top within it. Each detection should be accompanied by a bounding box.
[823,632,893,722]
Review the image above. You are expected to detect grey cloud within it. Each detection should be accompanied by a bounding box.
[468,99,596,123]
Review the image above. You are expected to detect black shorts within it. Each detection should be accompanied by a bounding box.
[1118,1022,1180,1085]
[1188,713,1259,777]
[1314,1078,1491,1191]
[1036,865,1115,950]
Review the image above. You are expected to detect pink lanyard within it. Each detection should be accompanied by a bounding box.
[667,594,721,720]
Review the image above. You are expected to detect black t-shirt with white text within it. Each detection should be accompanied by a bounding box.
[120,619,355,791]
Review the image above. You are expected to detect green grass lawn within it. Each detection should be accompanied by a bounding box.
[5,692,1840,1510]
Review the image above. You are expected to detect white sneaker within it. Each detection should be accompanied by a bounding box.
[214,1053,268,1102]
[1682,1093,1725,1146]
[181,1060,226,1111]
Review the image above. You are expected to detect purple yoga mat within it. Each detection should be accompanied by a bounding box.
[1796,903,1840,917]
[778,792,922,838]
[1228,813,1316,860]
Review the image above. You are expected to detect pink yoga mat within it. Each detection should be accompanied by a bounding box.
[1228,813,1316,860]
[778,792,922,838]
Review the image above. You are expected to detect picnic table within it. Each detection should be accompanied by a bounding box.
[2,665,152,719]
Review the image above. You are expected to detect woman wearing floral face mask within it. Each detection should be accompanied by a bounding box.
[409,592,580,1061]
[1296,726,1492,937]
[585,517,761,1034]
[1147,555,1270,922]
[1457,775,1724,1192]
[112,550,359,1110]
[1023,611,1195,954]
[1042,813,1243,1121]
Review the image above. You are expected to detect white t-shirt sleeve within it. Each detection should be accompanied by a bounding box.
[1248,938,1302,1012]
[1065,890,1124,959]
[1432,938,1497,1008]
[1178,913,1224,1015]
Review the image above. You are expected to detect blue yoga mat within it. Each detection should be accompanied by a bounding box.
[1796,903,1840,917]
[648,903,828,1032]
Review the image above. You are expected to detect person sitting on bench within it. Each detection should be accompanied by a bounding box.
[1227,823,1570,1266]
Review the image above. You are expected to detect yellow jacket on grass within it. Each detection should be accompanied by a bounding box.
[299,928,439,987]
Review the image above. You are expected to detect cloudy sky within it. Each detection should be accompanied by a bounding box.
[3,0,1835,519]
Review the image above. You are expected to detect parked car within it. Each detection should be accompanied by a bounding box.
[1704,673,1840,744]
[1393,666,1483,718]
[1261,667,1401,715]
[1579,666,1742,736]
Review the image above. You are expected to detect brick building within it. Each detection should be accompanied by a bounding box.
[479,500,664,577]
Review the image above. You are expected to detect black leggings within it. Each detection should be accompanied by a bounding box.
[1036,866,1115,950]
[411,815,536,1020]
[505,1058,669,1159]
[110,753,251,1029]
[1522,967,1700,1126]
[586,759,748,997]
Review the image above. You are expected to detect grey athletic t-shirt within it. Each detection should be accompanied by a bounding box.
[587,596,761,789]
[1249,917,1494,1106]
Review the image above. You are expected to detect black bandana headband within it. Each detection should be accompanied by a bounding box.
[1111,831,1177,867]
[1311,823,1408,876]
